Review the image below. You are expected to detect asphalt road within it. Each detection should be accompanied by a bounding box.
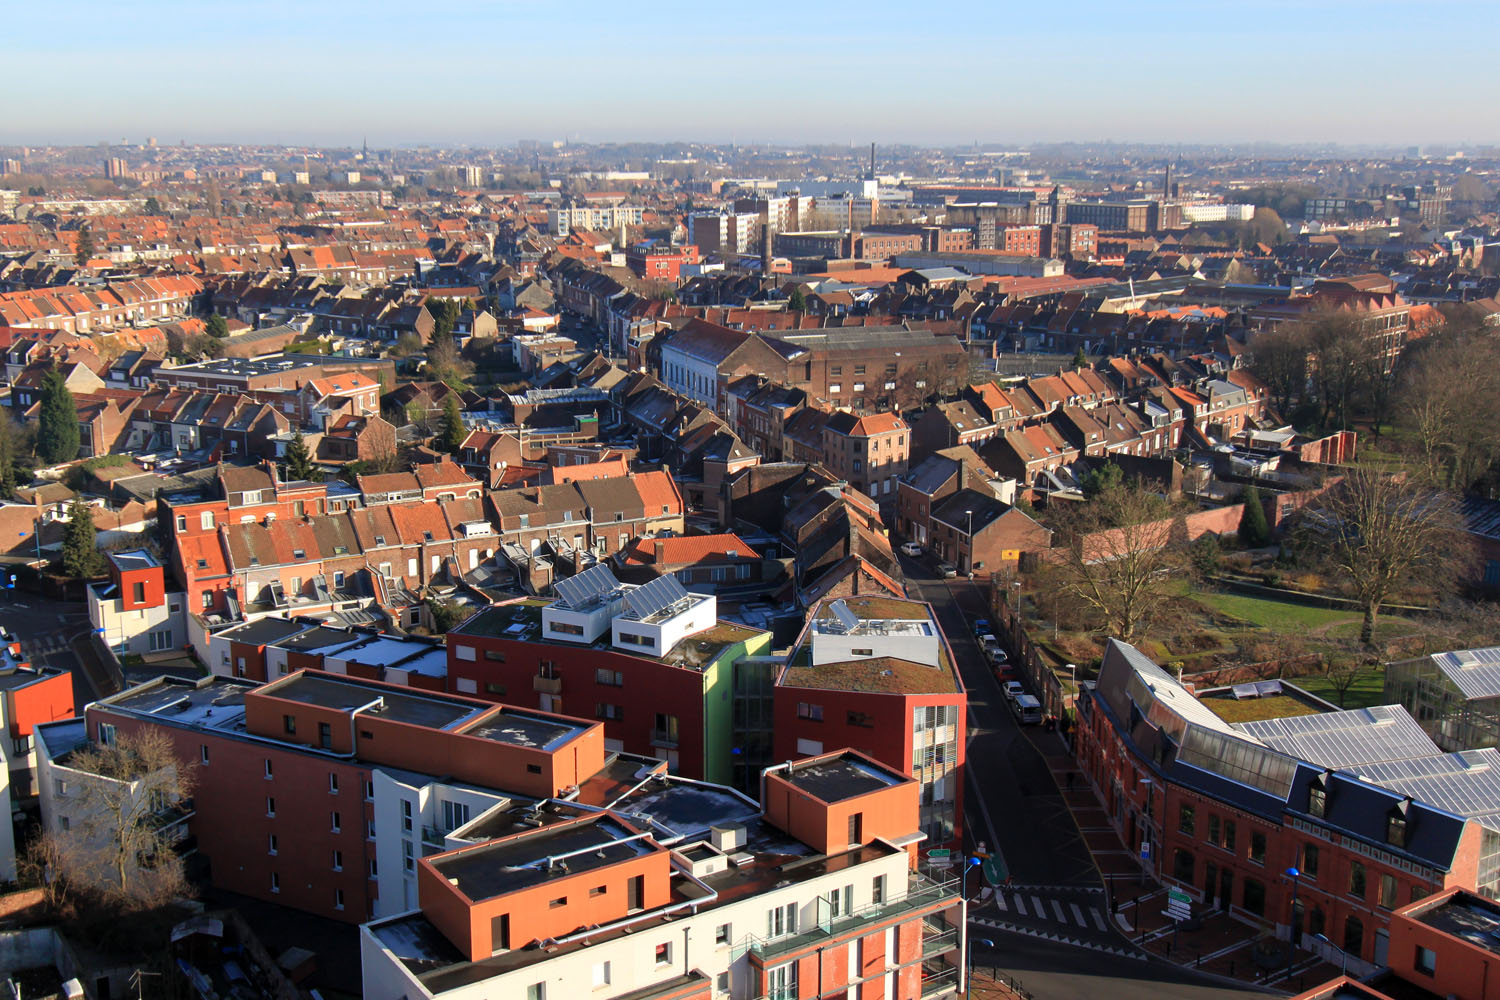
[974,933,1264,1000]
[904,558,1262,998]
[0,589,99,711]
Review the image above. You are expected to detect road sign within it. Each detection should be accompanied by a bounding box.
[1165,888,1191,922]
[928,848,952,859]
[982,857,1007,886]
[1140,842,1151,860]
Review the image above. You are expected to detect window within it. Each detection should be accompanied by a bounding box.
[655,942,672,966]
[766,902,797,939]
[1224,820,1236,853]
[797,702,823,722]
[201,511,215,530]
[1179,804,1195,837]
[328,773,340,794]
[1207,814,1220,847]
[592,961,611,988]
[369,858,379,878]
[132,581,145,603]
[851,648,874,656]
[283,715,296,735]
[828,884,853,917]
[589,885,606,897]
[1250,832,1266,865]
[596,703,623,721]
[200,745,209,765]
[653,713,679,745]
[1344,915,1363,956]
[484,650,506,663]
[848,711,874,727]
[98,723,115,746]
[264,758,274,778]
[549,896,566,908]
[268,835,278,855]
[1303,843,1319,879]
[401,799,414,832]
[1173,849,1195,882]
[365,781,375,801]
[1308,780,1326,819]
[442,800,470,832]
[595,668,623,686]
[330,811,341,833]
[1414,945,1436,976]
[1387,809,1408,847]
[332,850,343,871]
[1242,878,1265,916]
[715,923,731,946]
[176,515,187,532]
[873,874,886,903]
[528,984,547,1000]
[526,763,542,774]
[402,841,414,873]
[334,888,344,911]
[1379,873,1398,909]
[266,797,275,817]
[767,961,798,1000]
[1349,861,1367,899]
[270,872,280,894]
[201,590,214,610]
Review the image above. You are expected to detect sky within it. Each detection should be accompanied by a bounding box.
[6,0,1499,149]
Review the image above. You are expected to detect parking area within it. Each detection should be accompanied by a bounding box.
[0,590,99,711]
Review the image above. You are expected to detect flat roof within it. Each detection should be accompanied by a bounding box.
[608,775,760,842]
[105,677,250,731]
[263,673,484,731]
[430,816,650,902]
[453,600,547,639]
[1415,892,1500,956]
[780,754,905,803]
[219,618,314,647]
[460,709,586,752]
[272,625,369,653]
[107,548,159,571]
[1234,705,1441,769]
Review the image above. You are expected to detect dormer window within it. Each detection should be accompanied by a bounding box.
[1308,777,1326,819]
[1387,800,1410,847]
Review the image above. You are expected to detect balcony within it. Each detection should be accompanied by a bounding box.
[920,959,961,998]
[744,874,961,964]
[532,674,562,695]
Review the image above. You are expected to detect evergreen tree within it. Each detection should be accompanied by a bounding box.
[73,225,94,266]
[439,395,466,453]
[1073,346,1089,370]
[787,286,807,311]
[205,313,228,339]
[0,415,19,499]
[1238,483,1271,547]
[143,197,162,215]
[61,499,104,578]
[429,299,461,345]
[285,431,321,482]
[36,371,80,465]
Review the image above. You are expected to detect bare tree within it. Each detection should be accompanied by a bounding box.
[1247,324,1310,418]
[53,729,194,905]
[1321,653,1367,707]
[1050,481,1183,643]
[1399,329,1500,490]
[1306,312,1372,430]
[1298,466,1472,646]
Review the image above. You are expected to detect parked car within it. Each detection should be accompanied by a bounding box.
[1013,693,1043,725]
[1002,680,1024,701]
[900,541,923,557]
[937,563,958,579]
[986,646,1009,666]
[993,661,1016,682]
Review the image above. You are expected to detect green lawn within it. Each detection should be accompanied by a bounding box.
[1191,589,1359,633]
[1291,667,1389,710]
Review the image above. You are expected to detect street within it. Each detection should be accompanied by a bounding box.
[901,557,1262,998]
[0,589,102,712]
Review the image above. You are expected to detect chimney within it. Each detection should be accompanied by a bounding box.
[653,541,665,563]
[869,142,876,180]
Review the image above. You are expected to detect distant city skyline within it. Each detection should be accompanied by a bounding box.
[9,0,1499,148]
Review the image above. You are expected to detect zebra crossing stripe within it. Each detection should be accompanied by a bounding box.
[1069,902,1085,927]
[1031,895,1045,918]
[1014,895,1027,916]
[1050,899,1066,922]
[1092,908,1107,931]
[994,892,1007,912]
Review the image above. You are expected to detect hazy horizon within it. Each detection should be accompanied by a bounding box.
[9,0,1499,149]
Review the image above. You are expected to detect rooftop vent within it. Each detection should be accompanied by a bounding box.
[710,823,746,853]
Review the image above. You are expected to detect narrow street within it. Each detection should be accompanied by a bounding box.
[902,559,1263,998]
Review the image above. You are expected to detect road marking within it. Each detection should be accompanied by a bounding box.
[994,892,1007,912]
[1092,908,1107,931]
[1050,899,1065,922]
[1013,895,1026,916]
[1070,902,1086,926]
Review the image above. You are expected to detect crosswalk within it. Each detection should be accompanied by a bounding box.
[990,887,1111,933]
[19,637,76,661]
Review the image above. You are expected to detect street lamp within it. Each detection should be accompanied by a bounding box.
[966,936,995,997]
[1313,933,1348,976]
[964,510,973,577]
[1286,866,1303,977]
[959,856,981,994]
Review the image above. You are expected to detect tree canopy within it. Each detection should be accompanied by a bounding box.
[37,370,80,465]
[61,498,105,578]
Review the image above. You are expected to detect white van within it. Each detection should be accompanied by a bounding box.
[1013,694,1043,725]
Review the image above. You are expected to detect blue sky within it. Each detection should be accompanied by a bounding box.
[6,0,1498,147]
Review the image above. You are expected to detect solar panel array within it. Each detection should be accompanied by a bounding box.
[830,599,860,634]
[1432,647,1500,700]
[1355,749,1500,829]
[624,574,690,619]
[554,564,622,609]
[1234,705,1441,769]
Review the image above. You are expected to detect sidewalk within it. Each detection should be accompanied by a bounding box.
[966,967,1032,999]
[1037,729,1340,994]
